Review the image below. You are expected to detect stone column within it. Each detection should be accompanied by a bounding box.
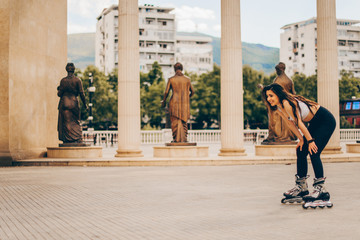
[317,0,342,153]
[219,0,246,156]
[116,0,143,157]
[0,0,67,165]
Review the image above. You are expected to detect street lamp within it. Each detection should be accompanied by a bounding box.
[87,73,96,132]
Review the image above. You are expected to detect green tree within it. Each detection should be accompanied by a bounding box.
[140,62,166,128]
[292,73,317,101]
[243,65,274,129]
[79,65,117,129]
[108,68,118,93]
[339,70,360,101]
[340,116,354,128]
[190,65,221,129]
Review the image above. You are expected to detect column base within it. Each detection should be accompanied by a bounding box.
[115,149,144,157]
[322,146,343,154]
[218,148,246,156]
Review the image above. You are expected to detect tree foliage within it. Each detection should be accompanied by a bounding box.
[140,62,166,129]
[72,63,359,130]
[190,65,221,129]
[339,70,360,101]
[292,73,317,101]
[78,65,117,130]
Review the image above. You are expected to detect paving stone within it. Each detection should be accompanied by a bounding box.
[0,163,359,239]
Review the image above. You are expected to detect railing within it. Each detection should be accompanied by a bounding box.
[340,129,360,142]
[82,129,360,146]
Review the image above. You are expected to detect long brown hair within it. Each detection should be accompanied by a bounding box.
[262,83,317,124]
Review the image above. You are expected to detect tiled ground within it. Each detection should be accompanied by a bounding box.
[1,163,360,239]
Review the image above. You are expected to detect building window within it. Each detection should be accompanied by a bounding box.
[288,37,291,41]
[301,54,305,57]
[338,40,346,46]
[289,56,292,60]
[345,102,352,110]
[353,102,360,110]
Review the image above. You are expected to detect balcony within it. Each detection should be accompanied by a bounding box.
[139,12,175,20]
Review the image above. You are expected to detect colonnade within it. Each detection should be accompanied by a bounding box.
[0,0,341,164]
[115,0,340,157]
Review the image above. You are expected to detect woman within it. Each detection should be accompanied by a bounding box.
[262,83,335,208]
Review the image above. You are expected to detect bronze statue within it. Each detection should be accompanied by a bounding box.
[161,62,194,143]
[262,62,297,144]
[57,63,87,145]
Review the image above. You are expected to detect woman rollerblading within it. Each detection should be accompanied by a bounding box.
[262,83,336,209]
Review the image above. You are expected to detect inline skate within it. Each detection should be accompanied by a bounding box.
[302,177,333,209]
[281,175,309,204]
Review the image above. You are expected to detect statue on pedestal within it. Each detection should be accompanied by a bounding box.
[261,62,297,145]
[57,63,88,146]
[161,62,195,145]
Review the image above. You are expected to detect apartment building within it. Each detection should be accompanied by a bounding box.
[95,4,213,77]
[176,35,213,74]
[280,17,360,78]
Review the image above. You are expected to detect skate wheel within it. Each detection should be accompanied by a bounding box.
[302,204,308,209]
[319,205,325,209]
[281,198,286,204]
[327,203,333,208]
[310,205,317,209]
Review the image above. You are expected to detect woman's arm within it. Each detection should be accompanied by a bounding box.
[282,100,318,154]
[277,105,303,140]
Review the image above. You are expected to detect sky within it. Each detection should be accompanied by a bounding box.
[68,0,360,48]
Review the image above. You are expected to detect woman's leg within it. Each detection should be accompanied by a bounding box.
[307,108,336,178]
[296,136,309,178]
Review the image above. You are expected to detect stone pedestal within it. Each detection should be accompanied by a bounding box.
[153,146,209,158]
[47,147,103,158]
[322,146,343,154]
[255,145,297,157]
[346,144,360,153]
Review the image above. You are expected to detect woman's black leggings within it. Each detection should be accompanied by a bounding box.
[296,106,336,178]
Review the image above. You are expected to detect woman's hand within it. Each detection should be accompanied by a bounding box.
[297,138,304,151]
[308,142,318,155]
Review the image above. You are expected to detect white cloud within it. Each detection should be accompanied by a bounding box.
[68,0,117,33]
[68,24,94,34]
[174,6,216,20]
[176,19,197,32]
[68,0,117,19]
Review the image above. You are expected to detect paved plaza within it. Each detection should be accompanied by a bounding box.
[1,162,360,240]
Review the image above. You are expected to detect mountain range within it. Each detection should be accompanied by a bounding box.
[68,32,279,75]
